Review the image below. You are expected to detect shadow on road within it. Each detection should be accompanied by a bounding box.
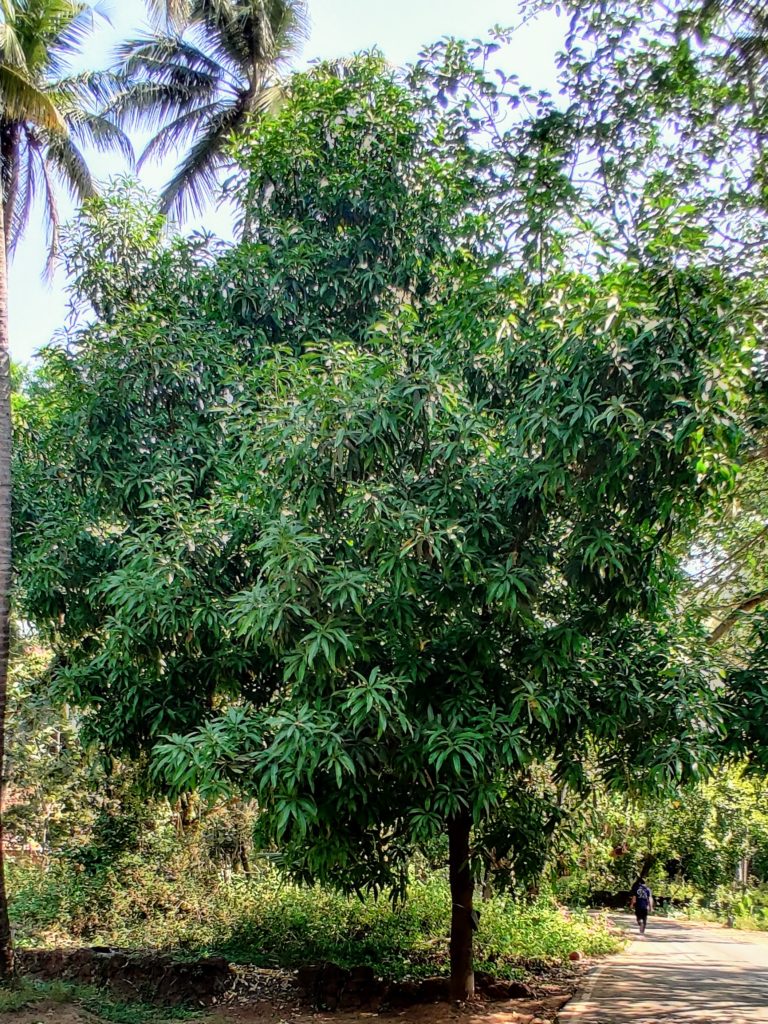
[563,916,768,1023]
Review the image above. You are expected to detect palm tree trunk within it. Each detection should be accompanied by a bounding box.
[0,125,20,252]
[0,193,16,981]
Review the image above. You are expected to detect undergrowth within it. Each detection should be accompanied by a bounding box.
[208,875,619,977]
[9,851,621,980]
[0,979,75,1012]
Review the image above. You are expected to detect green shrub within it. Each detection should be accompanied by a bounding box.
[211,877,620,977]
[475,899,619,970]
[0,979,77,1012]
[9,852,621,980]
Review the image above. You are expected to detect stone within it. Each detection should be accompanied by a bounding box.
[418,976,450,1002]
[385,980,422,1007]
[508,980,535,998]
[296,964,323,997]
[486,981,514,1000]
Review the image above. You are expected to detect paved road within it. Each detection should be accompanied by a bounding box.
[559,914,768,1024]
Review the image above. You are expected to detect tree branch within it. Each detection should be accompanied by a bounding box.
[708,588,768,644]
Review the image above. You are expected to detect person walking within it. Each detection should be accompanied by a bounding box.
[630,878,654,934]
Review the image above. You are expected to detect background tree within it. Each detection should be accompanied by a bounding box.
[0,0,129,979]
[555,767,768,900]
[112,0,308,220]
[5,629,100,857]
[527,0,768,766]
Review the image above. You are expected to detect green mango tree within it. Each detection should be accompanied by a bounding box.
[15,50,764,997]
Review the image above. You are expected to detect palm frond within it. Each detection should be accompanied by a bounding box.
[109,79,222,133]
[115,0,306,222]
[2,122,21,245]
[91,1,113,26]
[198,0,250,67]
[49,3,95,53]
[160,101,244,219]
[145,0,193,30]
[137,99,226,167]
[67,110,134,163]
[115,31,237,86]
[0,20,25,67]
[56,69,126,109]
[44,129,96,203]
[205,2,265,70]
[27,1,95,79]
[26,129,61,277]
[268,0,309,70]
[698,0,768,24]
[734,36,768,67]
[0,63,65,131]
[201,0,308,81]
[0,0,111,269]
[243,77,285,116]
[8,129,37,252]
[690,0,768,67]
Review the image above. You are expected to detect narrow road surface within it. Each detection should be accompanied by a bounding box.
[559,915,768,1024]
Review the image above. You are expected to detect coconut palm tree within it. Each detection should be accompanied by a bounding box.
[112,0,308,220]
[0,0,130,979]
[1,1,131,267]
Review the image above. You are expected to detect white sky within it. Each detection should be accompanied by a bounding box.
[9,0,563,363]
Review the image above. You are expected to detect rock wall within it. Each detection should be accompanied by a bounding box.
[296,963,534,1009]
[19,948,535,1010]
[18,948,233,1006]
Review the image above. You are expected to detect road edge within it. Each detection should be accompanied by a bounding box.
[556,959,608,1022]
[557,922,637,1022]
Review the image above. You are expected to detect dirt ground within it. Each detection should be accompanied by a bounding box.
[0,1003,88,1024]
[0,997,573,1024]
[0,957,588,1024]
[216,994,574,1024]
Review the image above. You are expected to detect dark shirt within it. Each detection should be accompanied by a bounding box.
[634,883,652,908]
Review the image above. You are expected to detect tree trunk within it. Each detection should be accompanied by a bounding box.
[0,189,16,980]
[0,125,20,254]
[448,809,474,1002]
[481,861,493,902]
[176,792,195,833]
[639,852,656,878]
[708,588,768,644]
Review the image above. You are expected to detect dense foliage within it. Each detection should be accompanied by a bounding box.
[526,0,768,764]
[554,767,768,899]
[11,0,768,996]
[13,37,768,993]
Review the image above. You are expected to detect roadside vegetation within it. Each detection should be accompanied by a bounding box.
[10,853,620,977]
